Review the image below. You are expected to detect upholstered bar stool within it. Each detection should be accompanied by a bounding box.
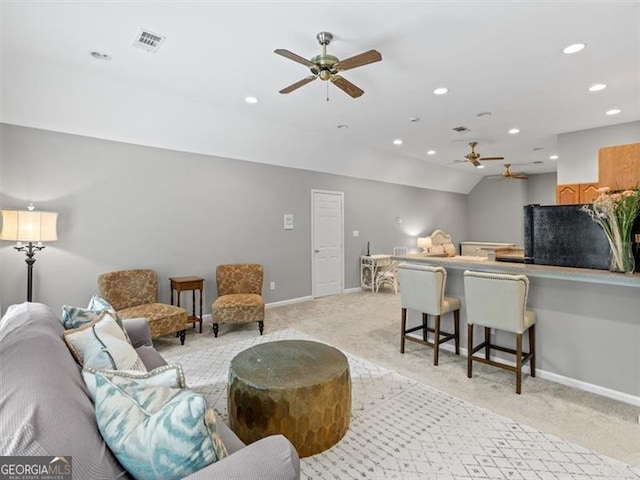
[463,270,536,394]
[397,264,460,366]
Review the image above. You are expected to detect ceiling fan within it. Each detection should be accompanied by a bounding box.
[489,164,529,180]
[274,32,382,98]
[456,141,505,167]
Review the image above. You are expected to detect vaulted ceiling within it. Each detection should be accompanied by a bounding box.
[2,1,638,193]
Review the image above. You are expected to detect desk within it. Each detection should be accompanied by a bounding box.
[360,255,391,292]
[170,276,204,333]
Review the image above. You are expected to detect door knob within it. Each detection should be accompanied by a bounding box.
[315,249,320,253]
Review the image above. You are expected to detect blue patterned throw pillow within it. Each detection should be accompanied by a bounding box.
[61,294,122,330]
[94,373,227,480]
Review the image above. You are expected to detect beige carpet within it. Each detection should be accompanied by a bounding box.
[154,290,640,468]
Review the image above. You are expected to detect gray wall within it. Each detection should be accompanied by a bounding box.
[465,172,557,246]
[0,124,468,315]
[557,120,640,185]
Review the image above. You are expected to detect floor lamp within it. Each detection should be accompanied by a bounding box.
[0,207,58,302]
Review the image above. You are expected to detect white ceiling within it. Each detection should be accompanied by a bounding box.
[2,1,639,194]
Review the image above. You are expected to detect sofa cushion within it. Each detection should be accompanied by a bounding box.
[94,373,227,480]
[0,302,129,479]
[63,311,146,372]
[82,364,187,401]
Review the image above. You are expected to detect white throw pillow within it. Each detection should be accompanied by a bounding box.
[63,311,146,372]
[82,364,187,401]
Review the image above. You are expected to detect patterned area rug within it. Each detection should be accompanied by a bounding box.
[163,329,639,480]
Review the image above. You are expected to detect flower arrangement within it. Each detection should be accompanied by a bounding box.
[581,187,640,273]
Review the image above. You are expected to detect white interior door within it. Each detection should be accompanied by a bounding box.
[312,190,344,298]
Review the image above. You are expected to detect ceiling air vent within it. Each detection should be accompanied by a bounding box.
[133,28,166,53]
[452,126,471,133]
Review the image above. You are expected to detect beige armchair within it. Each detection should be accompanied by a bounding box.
[97,269,189,345]
[212,264,265,338]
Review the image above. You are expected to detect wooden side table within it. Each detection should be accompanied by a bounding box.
[170,276,204,334]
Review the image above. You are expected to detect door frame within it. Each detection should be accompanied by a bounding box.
[310,189,345,298]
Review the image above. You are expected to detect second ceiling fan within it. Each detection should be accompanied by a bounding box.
[274,32,382,98]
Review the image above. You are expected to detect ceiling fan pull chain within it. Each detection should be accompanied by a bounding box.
[326,81,330,102]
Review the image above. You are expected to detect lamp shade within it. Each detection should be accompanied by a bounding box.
[0,210,58,242]
[416,237,432,250]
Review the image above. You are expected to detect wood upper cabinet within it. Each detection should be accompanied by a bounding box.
[556,184,579,204]
[579,183,601,203]
[556,182,599,204]
[599,143,640,191]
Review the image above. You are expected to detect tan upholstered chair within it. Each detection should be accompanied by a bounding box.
[212,264,264,338]
[98,269,189,344]
[398,263,460,365]
[464,270,536,394]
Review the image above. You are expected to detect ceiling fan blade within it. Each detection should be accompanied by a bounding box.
[464,155,481,167]
[330,75,364,98]
[512,173,529,179]
[479,156,505,161]
[336,49,382,71]
[274,49,316,68]
[279,75,317,94]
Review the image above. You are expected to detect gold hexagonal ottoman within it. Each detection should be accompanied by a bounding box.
[228,340,351,457]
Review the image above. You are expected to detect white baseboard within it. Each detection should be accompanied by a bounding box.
[408,334,640,407]
[343,287,363,294]
[266,296,313,308]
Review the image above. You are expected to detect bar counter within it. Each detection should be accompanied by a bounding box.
[392,254,640,404]
[393,254,640,287]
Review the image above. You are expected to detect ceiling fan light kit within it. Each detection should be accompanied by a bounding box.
[275,32,382,98]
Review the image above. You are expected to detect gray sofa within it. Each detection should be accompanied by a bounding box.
[0,302,300,480]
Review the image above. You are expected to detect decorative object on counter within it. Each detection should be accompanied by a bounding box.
[581,187,640,274]
[0,204,58,302]
[417,236,432,253]
[419,229,456,257]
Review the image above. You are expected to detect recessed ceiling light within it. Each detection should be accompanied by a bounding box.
[476,164,485,169]
[533,147,544,151]
[477,111,492,117]
[393,139,403,146]
[508,128,520,135]
[606,109,621,115]
[337,124,349,129]
[426,150,436,155]
[549,154,559,160]
[90,51,112,61]
[588,84,607,92]
[244,96,258,104]
[433,87,448,95]
[409,117,420,123]
[563,43,585,54]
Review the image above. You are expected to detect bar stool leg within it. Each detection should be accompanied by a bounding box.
[454,309,460,355]
[422,313,428,342]
[400,308,407,353]
[529,324,536,377]
[467,323,473,378]
[433,315,441,366]
[484,327,491,360]
[516,333,523,394]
